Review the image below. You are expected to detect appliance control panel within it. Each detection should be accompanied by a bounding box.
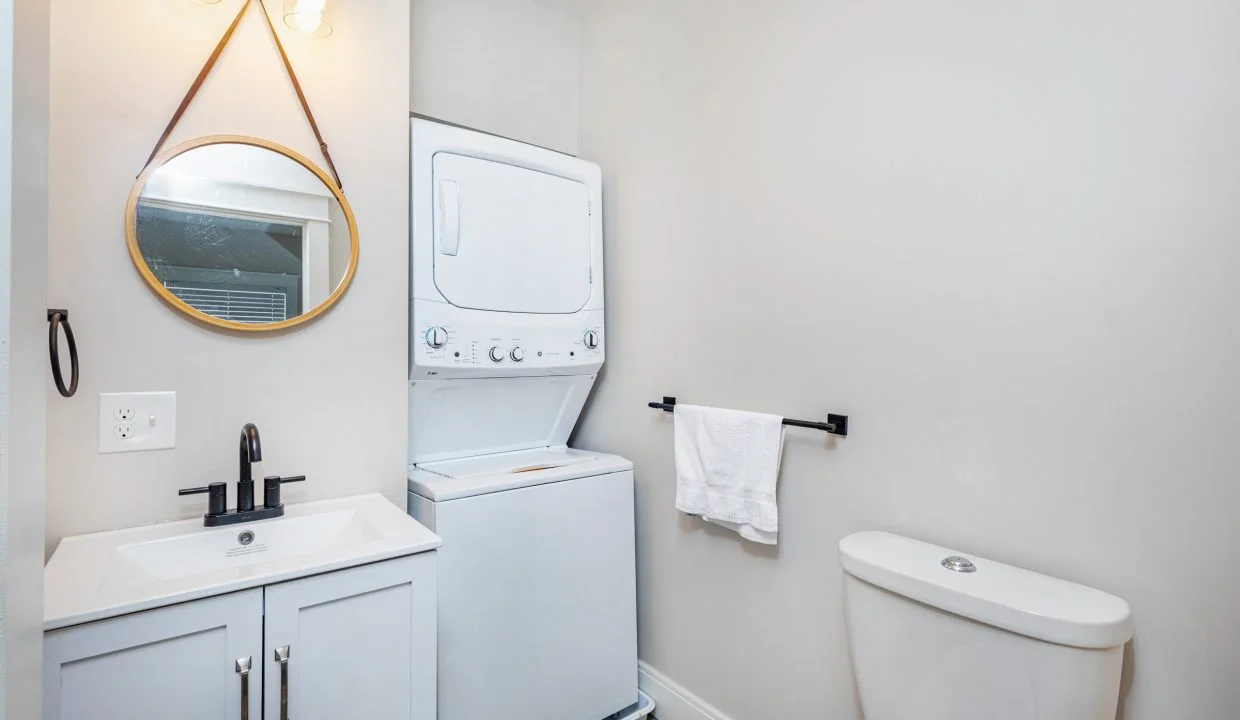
[413,318,604,378]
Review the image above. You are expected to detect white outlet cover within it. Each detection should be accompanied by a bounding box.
[99,392,177,454]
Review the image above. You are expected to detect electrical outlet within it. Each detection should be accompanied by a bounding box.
[99,392,176,453]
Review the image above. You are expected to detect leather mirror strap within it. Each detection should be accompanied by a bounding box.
[141,0,344,192]
[142,0,249,172]
[256,0,343,190]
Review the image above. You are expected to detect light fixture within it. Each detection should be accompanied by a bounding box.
[283,0,332,38]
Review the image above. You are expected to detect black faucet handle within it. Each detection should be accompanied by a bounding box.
[179,482,227,517]
[263,475,307,509]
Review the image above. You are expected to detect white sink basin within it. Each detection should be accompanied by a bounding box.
[45,494,441,630]
[108,508,383,587]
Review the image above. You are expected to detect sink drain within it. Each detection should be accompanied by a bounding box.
[237,530,255,546]
[941,555,976,573]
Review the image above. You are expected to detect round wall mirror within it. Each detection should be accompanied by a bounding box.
[125,135,358,331]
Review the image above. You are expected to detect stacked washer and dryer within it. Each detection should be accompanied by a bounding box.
[406,119,651,720]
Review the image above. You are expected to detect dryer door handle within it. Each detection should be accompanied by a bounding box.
[438,179,461,256]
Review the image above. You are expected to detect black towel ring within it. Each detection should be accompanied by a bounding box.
[47,309,79,398]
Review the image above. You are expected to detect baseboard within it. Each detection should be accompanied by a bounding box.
[637,661,734,720]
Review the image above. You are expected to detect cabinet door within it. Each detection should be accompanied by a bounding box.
[431,152,592,314]
[263,554,437,720]
[44,589,263,720]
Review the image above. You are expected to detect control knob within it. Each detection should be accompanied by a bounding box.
[488,346,505,363]
[510,347,525,362]
[583,330,600,350]
[424,326,448,349]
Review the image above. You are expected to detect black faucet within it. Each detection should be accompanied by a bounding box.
[178,423,307,527]
[237,423,262,512]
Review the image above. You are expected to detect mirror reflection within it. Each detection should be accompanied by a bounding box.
[130,141,355,327]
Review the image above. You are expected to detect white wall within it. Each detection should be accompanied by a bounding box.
[0,0,48,715]
[46,0,410,547]
[576,1,1240,718]
[411,0,580,154]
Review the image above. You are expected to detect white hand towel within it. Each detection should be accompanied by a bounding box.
[674,404,785,545]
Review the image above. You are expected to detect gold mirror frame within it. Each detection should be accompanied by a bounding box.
[125,135,359,332]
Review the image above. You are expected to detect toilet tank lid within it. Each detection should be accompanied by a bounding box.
[838,531,1133,650]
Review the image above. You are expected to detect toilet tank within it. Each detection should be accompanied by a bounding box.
[839,532,1132,720]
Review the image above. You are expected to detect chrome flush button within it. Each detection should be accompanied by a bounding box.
[238,530,255,546]
[941,556,976,573]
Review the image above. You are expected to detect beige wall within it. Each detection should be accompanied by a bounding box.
[576,1,1240,718]
[1,0,49,715]
[46,0,410,548]
[411,0,580,154]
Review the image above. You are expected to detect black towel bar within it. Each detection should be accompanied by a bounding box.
[648,397,848,437]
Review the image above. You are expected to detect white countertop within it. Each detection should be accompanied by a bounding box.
[44,493,441,631]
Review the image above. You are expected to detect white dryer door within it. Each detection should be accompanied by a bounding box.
[432,152,592,314]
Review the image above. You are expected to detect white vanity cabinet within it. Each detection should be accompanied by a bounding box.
[263,556,436,720]
[44,554,436,720]
[44,589,264,720]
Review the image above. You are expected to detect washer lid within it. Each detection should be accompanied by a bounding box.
[409,375,596,465]
[838,531,1133,649]
[409,447,632,501]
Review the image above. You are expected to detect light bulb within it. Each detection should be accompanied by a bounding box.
[292,10,322,33]
[284,0,332,37]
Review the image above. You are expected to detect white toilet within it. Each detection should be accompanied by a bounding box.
[839,531,1133,720]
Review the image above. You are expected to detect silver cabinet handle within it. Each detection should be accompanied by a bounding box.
[235,657,252,720]
[275,645,291,720]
